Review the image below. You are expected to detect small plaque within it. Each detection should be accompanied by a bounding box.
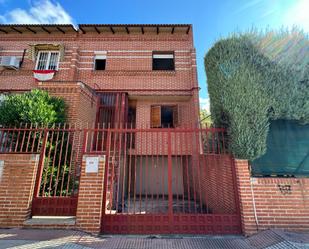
[85,156,99,173]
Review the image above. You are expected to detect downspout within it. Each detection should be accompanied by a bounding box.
[249,165,259,231]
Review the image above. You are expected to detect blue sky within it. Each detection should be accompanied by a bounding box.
[0,0,308,110]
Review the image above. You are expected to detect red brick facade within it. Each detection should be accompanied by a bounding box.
[0,24,199,127]
[234,159,309,235]
[0,154,39,227]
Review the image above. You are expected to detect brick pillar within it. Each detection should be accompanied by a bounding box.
[0,154,39,227]
[234,159,258,235]
[76,155,105,234]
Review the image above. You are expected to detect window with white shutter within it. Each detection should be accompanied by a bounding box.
[35,51,60,70]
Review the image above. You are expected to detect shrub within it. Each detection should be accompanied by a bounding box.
[204,29,309,160]
[0,89,66,126]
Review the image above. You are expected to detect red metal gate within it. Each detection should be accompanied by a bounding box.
[0,125,82,216]
[85,127,241,234]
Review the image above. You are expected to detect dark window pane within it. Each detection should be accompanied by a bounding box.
[153,58,174,70]
[161,106,174,128]
[95,59,106,70]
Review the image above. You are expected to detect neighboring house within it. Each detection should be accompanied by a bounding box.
[0,24,200,128]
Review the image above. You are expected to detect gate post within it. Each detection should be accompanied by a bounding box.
[76,154,106,234]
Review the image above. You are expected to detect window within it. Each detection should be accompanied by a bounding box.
[94,55,106,70]
[152,52,175,70]
[151,105,179,128]
[35,51,60,70]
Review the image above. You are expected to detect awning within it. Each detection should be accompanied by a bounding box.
[28,43,65,61]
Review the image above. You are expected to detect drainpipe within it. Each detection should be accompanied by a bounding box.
[249,168,259,231]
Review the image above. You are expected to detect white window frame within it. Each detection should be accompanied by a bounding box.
[35,50,60,70]
[93,55,107,70]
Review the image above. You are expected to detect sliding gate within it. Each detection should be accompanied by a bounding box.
[86,127,241,234]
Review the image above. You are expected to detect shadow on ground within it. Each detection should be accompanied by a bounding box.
[0,228,308,249]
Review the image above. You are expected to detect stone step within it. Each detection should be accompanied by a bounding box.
[23,216,76,229]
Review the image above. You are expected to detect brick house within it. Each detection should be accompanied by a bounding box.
[1,24,308,236]
[0,24,242,235]
[0,24,200,128]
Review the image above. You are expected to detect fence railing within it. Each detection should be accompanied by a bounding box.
[0,125,227,198]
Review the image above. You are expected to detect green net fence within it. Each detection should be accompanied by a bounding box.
[251,120,309,177]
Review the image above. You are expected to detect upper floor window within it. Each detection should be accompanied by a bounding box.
[35,51,60,70]
[94,55,106,70]
[152,52,175,70]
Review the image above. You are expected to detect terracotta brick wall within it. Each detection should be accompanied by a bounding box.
[76,155,105,234]
[0,29,199,127]
[38,82,97,126]
[235,159,309,235]
[0,154,39,227]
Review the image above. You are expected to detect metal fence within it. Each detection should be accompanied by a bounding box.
[0,124,240,234]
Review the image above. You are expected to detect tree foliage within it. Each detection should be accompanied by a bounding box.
[0,89,66,126]
[200,109,212,126]
[204,29,309,160]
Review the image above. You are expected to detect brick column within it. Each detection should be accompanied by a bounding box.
[76,155,105,234]
[234,159,258,235]
[0,154,39,227]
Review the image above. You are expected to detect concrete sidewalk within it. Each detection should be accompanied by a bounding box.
[0,228,308,249]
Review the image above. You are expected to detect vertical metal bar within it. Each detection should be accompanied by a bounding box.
[173,131,179,213]
[31,123,38,152]
[36,128,43,153]
[145,130,148,213]
[200,128,208,213]
[48,125,61,196]
[122,124,128,213]
[191,130,198,213]
[20,124,27,152]
[8,129,14,152]
[139,129,143,213]
[0,129,5,152]
[70,126,82,195]
[102,124,111,215]
[127,124,133,213]
[167,129,173,234]
[133,128,137,214]
[161,132,165,213]
[66,128,76,196]
[195,129,203,213]
[54,127,65,196]
[42,127,55,196]
[179,131,185,213]
[3,129,10,153]
[33,129,49,197]
[60,127,71,196]
[115,127,122,213]
[156,130,160,212]
[14,129,21,152]
[184,128,191,213]
[151,130,154,212]
[109,129,116,214]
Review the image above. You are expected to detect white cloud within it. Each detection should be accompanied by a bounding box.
[199,97,210,112]
[0,0,74,24]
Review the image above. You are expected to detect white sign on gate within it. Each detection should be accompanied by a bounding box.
[85,156,99,173]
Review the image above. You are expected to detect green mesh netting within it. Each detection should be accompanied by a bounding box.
[251,120,309,176]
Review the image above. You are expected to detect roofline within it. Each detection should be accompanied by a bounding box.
[78,24,191,27]
[0,24,192,35]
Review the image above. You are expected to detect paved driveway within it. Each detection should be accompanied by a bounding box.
[0,228,308,249]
